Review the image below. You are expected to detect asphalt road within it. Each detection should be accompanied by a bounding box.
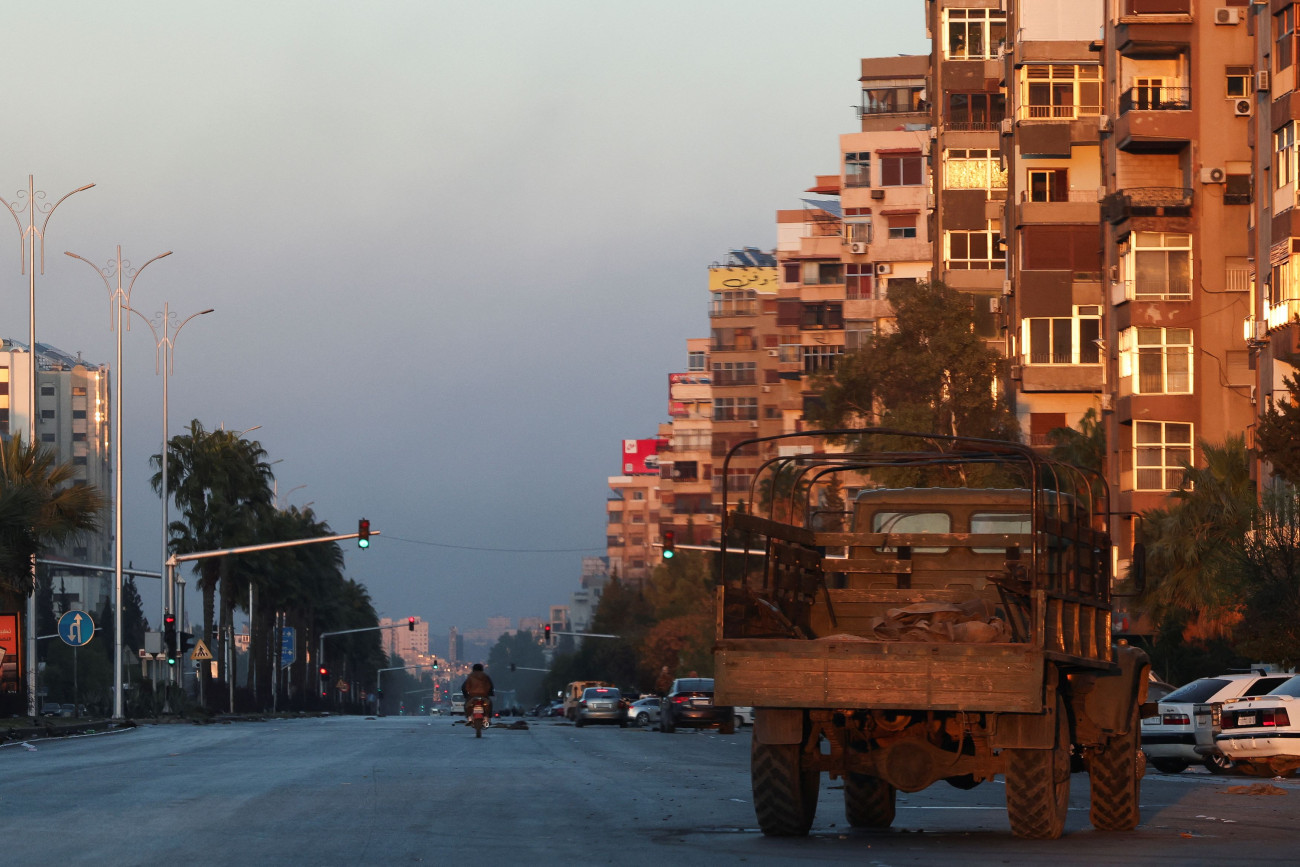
[2,715,1297,866]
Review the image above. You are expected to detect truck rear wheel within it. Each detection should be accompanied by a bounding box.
[751,740,818,836]
[1005,700,1070,840]
[1088,701,1141,831]
[844,772,895,828]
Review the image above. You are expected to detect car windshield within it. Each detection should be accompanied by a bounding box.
[676,679,713,693]
[1161,678,1230,704]
[1266,676,1300,698]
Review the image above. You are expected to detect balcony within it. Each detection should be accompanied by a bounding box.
[1119,86,1190,114]
[1114,88,1194,152]
[1017,189,1101,226]
[1101,187,1192,223]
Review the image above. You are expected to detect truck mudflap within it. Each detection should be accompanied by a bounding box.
[715,637,1046,714]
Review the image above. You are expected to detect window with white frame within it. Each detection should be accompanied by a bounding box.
[845,319,876,351]
[1275,122,1296,189]
[1118,327,1192,394]
[1028,168,1069,202]
[944,149,1007,191]
[845,219,873,245]
[1133,421,1192,491]
[1023,306,1101,365]
[802,345,844,375]
[1226,66,1252,98]
[1129,232,1191,300]
[687,350,706,372]
[946,223,1005,270]
[845,152,871,188]
[1023,65,1102,119]
[944,8,1006,60]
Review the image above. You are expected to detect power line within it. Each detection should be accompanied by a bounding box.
[380,534,605,554]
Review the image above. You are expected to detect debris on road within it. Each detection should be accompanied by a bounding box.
[1223,783,1287,796]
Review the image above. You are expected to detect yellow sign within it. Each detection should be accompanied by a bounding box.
[708,265,777,294]
[190,639,213,662]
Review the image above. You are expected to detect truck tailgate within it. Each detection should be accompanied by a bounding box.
[714,638,1045,713]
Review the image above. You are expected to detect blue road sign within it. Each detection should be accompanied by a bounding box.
[279,626,296,667]
[58,610,94,647]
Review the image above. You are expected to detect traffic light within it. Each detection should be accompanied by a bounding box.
[358,518,371,548]
[509,663,517,673]
[319,666,329,698]
[408,616,415,632]
[544,624,551,645]
[164,614,177,665]
[662,529,676,560]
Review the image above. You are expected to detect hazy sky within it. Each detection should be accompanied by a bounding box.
[2,2,925,642]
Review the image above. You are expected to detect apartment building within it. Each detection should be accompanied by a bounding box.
[379,615,430,665]
[660,336,715,545]
[606,437,664,587]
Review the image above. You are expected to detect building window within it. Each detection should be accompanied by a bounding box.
[845,152,871,188]
[72,432,86,442]
[945,149,1006,191]
[1023,65,1102,119]
[41,433,55,443]
[861,85,925,115]
[800,302,843,330]
[1119,327,1192,394]
[72,409,86,420]
[846,264,874,300]
[1028,169,1069,202]
[802,262,844,285]
[711,361,756,386]
[944,8,1006,60]
[687,351,706,372]
[608,511,622,524]
[1134,421,1192,491]
[845,320,876,351]
[880,153,924,186]
[845,219,873,246]
[40,409,54,420]
[888,214,918,240]
[710,289,758,316]
[1129,232,1192,300]
[1024,307,1101,365]
[946,92,1005,131]
[713,397,758,421]
[1278,6,1295,72]
[802,345,844,375]
[40,384,54,396]
[1275,122,1295,189]
[1226,67,1252,98]
[946,224,1005,270]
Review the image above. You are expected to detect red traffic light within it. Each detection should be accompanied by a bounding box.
[408,617,415,631]
[319,666,328,677]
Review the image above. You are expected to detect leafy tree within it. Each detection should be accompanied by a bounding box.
[1254,375,1300,484]
[1235,484,1300,666]
[121,576,149,652]
[1140,437,1254,642]
[807,280,1018,443]
[487,628,548,704]
[0,435,106,603]
[1046,407,1106,477]
[151,420,275,704]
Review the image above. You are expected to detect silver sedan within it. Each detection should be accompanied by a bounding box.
[627,697,661,727]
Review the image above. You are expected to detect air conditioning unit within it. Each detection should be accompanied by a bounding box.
[749,421,759,428]
[1214,7,1240,25]
[1009,364,1023,381]
[870,189,886,200]
[1100,394,1113,411]
[1258,70,1270,92]
[989,297,1003,314]
[1097,114,1111,132]
[761,385,771,393]
[850,241,869,254]
[1233,99,1253,116]
[767,349,779,357]
[1000,118,1014,135]
[875,263,893,275]
[1201,166,1227,184]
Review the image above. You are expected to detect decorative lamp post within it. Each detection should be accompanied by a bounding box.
[65,247,172,719]
[0,175,94,717]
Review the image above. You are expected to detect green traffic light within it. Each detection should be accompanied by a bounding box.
[358,537,369,549]
[663,549,674,559]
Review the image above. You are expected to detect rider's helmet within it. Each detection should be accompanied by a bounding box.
[472,663,484,671]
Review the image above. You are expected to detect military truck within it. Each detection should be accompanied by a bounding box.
[712,430,1150,840]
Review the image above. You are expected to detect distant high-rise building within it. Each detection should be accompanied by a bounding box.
[379,616,429,665]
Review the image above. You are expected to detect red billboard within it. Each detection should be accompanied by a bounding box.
[0,613,20,692]
[622,438,667,475]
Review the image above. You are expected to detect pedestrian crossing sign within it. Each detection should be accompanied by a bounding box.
[190,639,213,661]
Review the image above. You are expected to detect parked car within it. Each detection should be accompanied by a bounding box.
[659,677,734,734]
[1215,674,1300,778]
[574,686,627,727]
[39,700,63,717]
[1141,671,1292,774]
[733,706,754,728]
[627,697,661,727]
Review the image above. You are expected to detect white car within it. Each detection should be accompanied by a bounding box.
[1141,671,1292,774]
[733,706,754,728]
[1215,675,1300,778]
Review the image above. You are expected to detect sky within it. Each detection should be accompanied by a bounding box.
[1,1,926,643]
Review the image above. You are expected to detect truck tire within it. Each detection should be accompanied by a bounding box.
[1005,700,1070,840]
[1088,701,1141,831]
[1150,758,1188,774]
[844,772,895,828]
[751,740,818,836]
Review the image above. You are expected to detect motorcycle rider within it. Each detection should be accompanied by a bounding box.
[460,663,494,722]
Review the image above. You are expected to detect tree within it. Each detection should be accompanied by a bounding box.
[151,420,275,706]
[1235,484,1300,667]
[1254,375,1300,485]
[1140,437,1254,642]
[1046,407,1106,477]
[807,280,1018,443]
[0,435,106,602]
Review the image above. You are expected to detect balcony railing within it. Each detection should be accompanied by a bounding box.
[1019,188,1100,203]
[1102,187,1192,221]
[1119,86,1191,114]
[944,120,1003,132]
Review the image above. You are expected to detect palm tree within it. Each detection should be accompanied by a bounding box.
[151,420,274,704]
[0,435,106,603]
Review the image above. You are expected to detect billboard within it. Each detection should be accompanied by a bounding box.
[622,438,666,475]
[708,265,777,294]
[0,613,20,693]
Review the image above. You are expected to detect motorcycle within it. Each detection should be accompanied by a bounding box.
[467,697,490,737]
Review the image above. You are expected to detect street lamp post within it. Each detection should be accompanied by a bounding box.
[0,175,94,717]
[125,302,213,685]
[65,247,172,719]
